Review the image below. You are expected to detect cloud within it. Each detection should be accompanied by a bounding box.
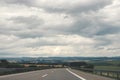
[96,26,120,35]
[40,0,112,14]
[0,0,120,57]
[9,16,44,29]
[0,0,33,6]
[1,0,112,13]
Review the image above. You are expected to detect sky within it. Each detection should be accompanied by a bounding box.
[0,0,120,57]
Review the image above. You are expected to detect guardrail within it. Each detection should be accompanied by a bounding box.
[71,67,120,80]
[94,69,120,80]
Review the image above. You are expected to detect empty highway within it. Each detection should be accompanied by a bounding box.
[0,68,114,80]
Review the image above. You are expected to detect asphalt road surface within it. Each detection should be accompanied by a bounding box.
[0,68,114,80]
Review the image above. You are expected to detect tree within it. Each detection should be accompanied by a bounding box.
[0,59,9,68]
[0,59,9,64]
[69,62,87,67]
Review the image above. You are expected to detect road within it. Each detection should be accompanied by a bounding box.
[0,68,114,80]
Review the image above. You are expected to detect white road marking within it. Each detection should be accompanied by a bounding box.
[51,71,54,72]
[42,74,48,77]
[66,68,86,80]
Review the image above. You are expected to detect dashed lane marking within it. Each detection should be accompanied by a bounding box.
[51,71,54,72]
[42,74,48,77]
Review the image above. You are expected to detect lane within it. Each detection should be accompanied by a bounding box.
[43,68,81,80]
[0,68,114,80]
[0,68,82,80]
[0,69,53,80]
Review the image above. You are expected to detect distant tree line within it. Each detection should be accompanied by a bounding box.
[67,62,94,69]
[0,59,24,68]
[0,59,94,69]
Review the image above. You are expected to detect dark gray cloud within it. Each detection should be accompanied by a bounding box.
[9,16,44,29]
[0,16,45,38]
[43,0,112,14]
[0,0,112,14]
[0,0,33,6]
[50,14,99,38]
[96,26,120,35]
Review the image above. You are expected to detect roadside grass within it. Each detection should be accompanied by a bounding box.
[94,66,120,70]
[89,61,118,65]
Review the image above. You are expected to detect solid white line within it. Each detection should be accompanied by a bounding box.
[66,68,86,80]
[42,74,48,77]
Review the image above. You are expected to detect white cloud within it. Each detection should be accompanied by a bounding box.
[0,0,120,57]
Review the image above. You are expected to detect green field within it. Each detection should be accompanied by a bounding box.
[88,60,120,71]
[94,66,120,70]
